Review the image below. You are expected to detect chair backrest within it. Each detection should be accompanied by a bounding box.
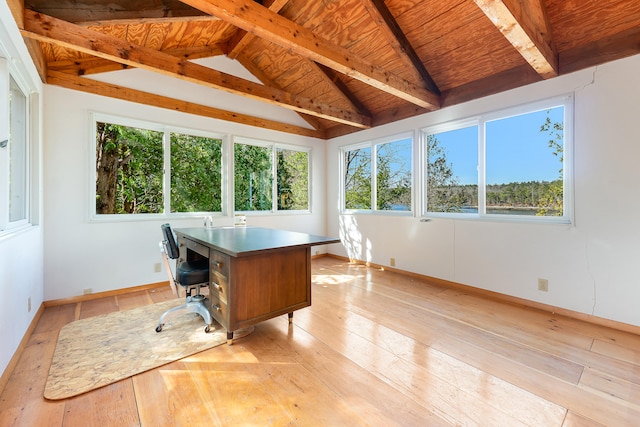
[161,223,180,260]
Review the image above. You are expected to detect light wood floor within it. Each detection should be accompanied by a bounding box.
[2,257,640,426]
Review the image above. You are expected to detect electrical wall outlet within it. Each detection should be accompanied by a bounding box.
[390,258,396,267]
[538,278,549,292]
[83,288,92,295]
[154,262,162,273]
[28,297,31,313]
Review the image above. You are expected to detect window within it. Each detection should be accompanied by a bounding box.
[170,132,222,213]
[234,137,310,212]
[93,115,223,216]
[344,145,371,210]
[423,95,572,222]
[277,147,309,210]
[1,58,30,231]
[342,134,413,213]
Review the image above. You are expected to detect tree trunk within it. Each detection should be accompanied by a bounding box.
[95,123,119,214]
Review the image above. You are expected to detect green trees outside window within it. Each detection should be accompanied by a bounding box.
[343,136,412,212]
[344,146,372,210]
[424,98,569,220]
[277,148,309,211]
[171,132,222,213]
[95,122,164,214]
[234,143,272,211]
[94,119,310,216]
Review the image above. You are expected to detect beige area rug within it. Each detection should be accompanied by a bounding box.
[44,299,228,400]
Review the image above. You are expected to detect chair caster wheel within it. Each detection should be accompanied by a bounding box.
[155,324,163,333]
[204,325,211,333]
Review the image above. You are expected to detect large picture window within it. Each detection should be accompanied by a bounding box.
[93,115,223,216]
[342,134,413,213]
[423,95,572,222]
[234,137,310,213]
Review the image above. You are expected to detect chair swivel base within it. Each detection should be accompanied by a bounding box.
[155,294,214,333]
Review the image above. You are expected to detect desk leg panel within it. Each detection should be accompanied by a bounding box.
[229,247,310,330]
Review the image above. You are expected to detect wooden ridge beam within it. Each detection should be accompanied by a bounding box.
[178,0,441,109]
[47,70,325,139]
[21,10,371,129]
[361,0,440,95]
[473,0,558,79]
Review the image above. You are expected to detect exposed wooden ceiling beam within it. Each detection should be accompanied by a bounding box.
[361,0,440,95]
[315,64,372,118]
[25,0,207,23]
[236,55,325,132]
[47,70,325,138]
[226,0,289,60]
[178,0,441,110]
[559,25,640,75]
[473,0,557,79]
[48,44,227,76]
[20,10,371,128]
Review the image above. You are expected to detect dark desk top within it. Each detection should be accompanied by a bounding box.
[175,227,341,257]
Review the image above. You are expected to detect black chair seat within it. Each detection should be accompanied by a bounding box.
[156,224,213,333]
[176,259,209,286]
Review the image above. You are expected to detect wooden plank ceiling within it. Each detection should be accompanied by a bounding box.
[8,0,640,139]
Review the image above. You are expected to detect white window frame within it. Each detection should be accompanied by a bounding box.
[232,136,312,214]
[421,94,574,224]
[340,132,414,215]
[90,113,227,221]
[0,55,32,232]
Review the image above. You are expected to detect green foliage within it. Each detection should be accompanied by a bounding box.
[170,133,222,213]
[426,110,565,216]
[376,140,412,211]
[277,149,308,210]
[344,147,371,209]
[96,124,310,215]
[538,111,564,216]
[234,143,273,211]
[95,122,163,214]
[427,134,469,213]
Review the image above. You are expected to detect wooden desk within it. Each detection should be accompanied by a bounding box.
[174,227,340,343]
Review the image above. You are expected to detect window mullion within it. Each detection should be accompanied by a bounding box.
[478,120,486,216]
[163,131,171,215]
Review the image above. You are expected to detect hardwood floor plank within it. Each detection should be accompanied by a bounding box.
[79,297,119,319]
[562,411,608,426]
[115,290,154,311]
[0,322,69,426]
[62,380,139,426]
[3,261,640,426]
[579,367,640,407]
[132,359,220,425]
[147,286,175,304]
[295,299,566,425]
[310,275,584,384]
[242,319,450,426]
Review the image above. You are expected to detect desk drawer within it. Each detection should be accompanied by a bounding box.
[210,251,230,277]
[209,294,228,327]
[179,237,209,259]
[209,273,228,303]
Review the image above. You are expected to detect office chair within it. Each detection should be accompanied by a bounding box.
[155,223,214,333]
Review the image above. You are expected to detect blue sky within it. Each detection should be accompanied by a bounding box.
[434,106,564,185]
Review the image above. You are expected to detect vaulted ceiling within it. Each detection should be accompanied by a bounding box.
[7,0,640,139]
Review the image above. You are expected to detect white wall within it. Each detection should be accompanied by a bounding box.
[42,81,326,301]
[0,4,44,377]
[327,54,640,327]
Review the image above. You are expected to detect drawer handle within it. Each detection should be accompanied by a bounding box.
[214,261,223,269]
[211,282,223,293]
[212,304,222,312]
